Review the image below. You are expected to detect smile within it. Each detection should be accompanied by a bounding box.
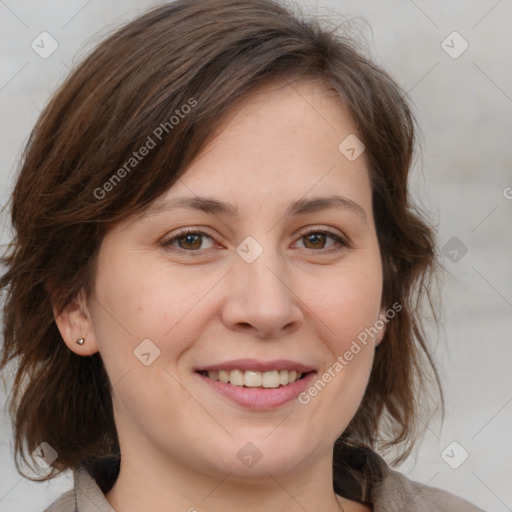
[199,369,305,388]
[195,359,317,410]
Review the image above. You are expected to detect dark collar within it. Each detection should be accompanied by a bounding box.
[332,441,389,504]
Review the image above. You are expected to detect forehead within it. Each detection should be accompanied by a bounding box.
[204,78,356,149]
[178,80,366,183]
[137,79,373,226]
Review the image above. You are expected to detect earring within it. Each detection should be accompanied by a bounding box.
[76,338,85,345]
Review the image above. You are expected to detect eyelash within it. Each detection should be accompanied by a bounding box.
[161,227,351,256]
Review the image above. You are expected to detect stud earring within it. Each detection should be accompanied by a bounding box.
[76,338,85,345]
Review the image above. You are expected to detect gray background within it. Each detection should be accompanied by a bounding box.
[1,1,511,511]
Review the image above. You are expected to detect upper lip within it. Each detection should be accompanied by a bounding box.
[196,359,315,373]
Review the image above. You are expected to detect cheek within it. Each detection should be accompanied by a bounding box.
[298,256,382,411]
[89,251,219,376]
[300,276,381,436]
[310,262,383,351]
[89,259,199,430]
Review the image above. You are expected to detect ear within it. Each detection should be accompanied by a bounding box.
[51,288,99,356]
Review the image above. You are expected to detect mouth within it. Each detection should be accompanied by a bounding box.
[195,359,316,410]
[197,369,309,388]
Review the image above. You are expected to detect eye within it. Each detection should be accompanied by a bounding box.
[161,229,216,253]
[294,228,350,253]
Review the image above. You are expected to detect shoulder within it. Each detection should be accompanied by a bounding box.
[41,489,76,512]
[332,442,486,512]
[41,465,115,512]
[374,467,487,512]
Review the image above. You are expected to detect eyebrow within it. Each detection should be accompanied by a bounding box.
[144,194,368,225]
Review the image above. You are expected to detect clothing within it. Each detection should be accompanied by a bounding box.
[42,443,486,512]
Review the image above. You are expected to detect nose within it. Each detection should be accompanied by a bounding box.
[220,247,303,339]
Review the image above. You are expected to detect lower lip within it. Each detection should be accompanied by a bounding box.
[197,371,317,410]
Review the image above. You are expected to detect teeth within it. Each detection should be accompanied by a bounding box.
[230,369,244,386]
[262,370,280,388]
[205,369,303,388]
[280,369,297,385]
[244,370,262,387]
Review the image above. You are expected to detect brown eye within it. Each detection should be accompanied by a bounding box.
[177,233,203,250]
[302,232,327,249]
[162,230,215,252]
[296,229,350,253]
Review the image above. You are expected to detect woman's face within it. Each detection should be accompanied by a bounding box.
[60,80,386,479]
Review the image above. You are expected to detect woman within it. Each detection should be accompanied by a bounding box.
[0,0,486,511]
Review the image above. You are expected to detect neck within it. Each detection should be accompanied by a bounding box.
[105,442,346,512]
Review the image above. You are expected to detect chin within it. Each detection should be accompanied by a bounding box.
[219,452,306,480]
[196,431,316,479]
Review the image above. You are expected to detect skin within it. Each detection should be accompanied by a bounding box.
[54,79,386,512]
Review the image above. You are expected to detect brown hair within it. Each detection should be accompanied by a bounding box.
[1,0,443,483]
